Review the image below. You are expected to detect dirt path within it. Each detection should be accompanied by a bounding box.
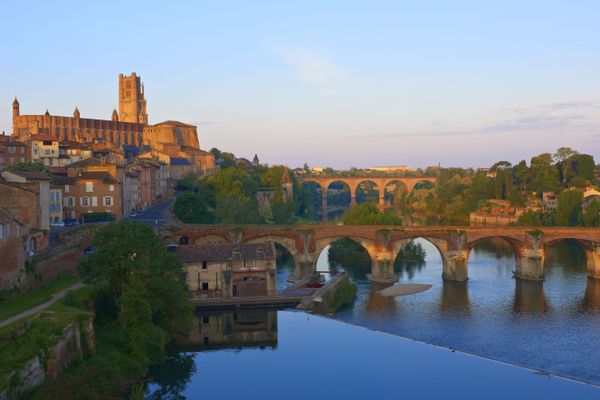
[0,282,85,329]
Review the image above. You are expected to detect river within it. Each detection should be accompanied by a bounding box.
[145,238,600,398]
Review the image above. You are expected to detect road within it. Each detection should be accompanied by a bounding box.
[128,198,174,227]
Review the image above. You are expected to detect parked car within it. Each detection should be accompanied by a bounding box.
[64,219,79,227]
[166,243,178,252]
[85,246,96,255]
[130,211,138,218]
[50,221,65,228]
[139,207,146,214]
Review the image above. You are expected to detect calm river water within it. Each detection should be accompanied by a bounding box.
[146,238,600,398]
[307,238,600,385]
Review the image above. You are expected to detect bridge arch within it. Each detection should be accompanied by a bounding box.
[412,179,436,191]
[354,180,380,206]
[382,180,409,209]
[314,236,374,280]
[544,238,600,278]
[392,237,443,280]
[325,180,352,217]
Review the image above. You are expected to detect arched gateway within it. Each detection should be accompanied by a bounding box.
[161,225,600,283]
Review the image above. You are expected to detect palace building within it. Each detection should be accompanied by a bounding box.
[12,73,203,153]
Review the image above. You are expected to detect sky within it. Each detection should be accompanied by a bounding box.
[1,0,600,169]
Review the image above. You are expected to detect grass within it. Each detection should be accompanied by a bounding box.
[0,275,81,322]
[0,301,91,393]
[329,280,358,313]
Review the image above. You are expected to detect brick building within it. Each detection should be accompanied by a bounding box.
[0,207,28,289]
[0,133,29,169]
[61,158,121,222]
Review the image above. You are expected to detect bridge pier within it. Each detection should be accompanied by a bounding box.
[367,253,399,283]
[584,245,600,279]
[321,191,328,221]
[289,259,316,282]
[442,250,469,282]
[514,247,545,281]
[378,191,385,211]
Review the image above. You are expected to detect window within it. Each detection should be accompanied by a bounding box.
[20,147,24,154]
[81,197,89,207]
[91,197,98,207]
[44,149,50,155]
[109,184,114,192]
[0,224,3,240]
[64,185,69,193]
[202,282,209,291]
[16,226,19,237]
[202,316,209,324]
[202,261,207,270]
[5,224,10,238]
[8,146,15,153]
[103,196,113,206]
[85,182,93,192]
[64,197,74,207]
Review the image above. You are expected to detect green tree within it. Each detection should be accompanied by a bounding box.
[80,222,192,366]
[554,147,577,184]
[567,154,595,183]
[530,153,560,195]
[513,160,530,191]
[343,203,402,225]
[555,190,583,226]
[582,200,600,227]
[6,160,50,173]
[172,191,215,223]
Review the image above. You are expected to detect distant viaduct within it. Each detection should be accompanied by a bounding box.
[300,176,437,213]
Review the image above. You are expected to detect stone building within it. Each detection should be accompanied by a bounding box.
[177,309,278,350]
[177,243,277,298]
[30,134,59,166]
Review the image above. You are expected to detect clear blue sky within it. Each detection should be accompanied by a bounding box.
[1,1,600,168]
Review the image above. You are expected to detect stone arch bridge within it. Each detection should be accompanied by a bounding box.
[160,224,600,283]
[300,176,437,214]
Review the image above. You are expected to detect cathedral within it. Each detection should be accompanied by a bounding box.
[12,73,202,152]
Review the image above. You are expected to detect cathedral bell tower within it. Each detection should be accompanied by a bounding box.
[118,73,148,124]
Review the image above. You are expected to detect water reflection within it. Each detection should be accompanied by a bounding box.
[581,277,600,314]
[146,353,196,400]
[439,280,471,315]
[364,283,397,315]
[513,279,548,315]
[175,309,278,351]
[395,261,426,280]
